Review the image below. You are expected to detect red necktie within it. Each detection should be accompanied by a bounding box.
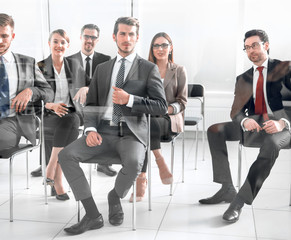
[255,66,268,120]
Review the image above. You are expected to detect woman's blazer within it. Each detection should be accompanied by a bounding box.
[164,62,188,133]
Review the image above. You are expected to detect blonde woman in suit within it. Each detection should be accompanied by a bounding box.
[38,29,87,200]
[130,32,188,202]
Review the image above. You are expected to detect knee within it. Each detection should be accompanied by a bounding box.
[124,158,143,174]
[58,147,72,166]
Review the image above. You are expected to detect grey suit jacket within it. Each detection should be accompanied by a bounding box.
[13,53,54,144]
[84,54,168,146]
[164,62,187,133]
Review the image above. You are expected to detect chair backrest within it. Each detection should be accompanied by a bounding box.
[188,84,204,98]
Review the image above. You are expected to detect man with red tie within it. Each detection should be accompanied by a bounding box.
[199,29,291,223]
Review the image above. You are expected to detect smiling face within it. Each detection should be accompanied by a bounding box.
[152,36,172,62]
[0,24,15,55]
[244,35,269,66]
[81,28,99,56]
[113,23,139,57]
[49,33,69,59]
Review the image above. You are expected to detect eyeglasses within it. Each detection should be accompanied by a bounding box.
[152,43,170,50]
[83,35,98,41]
[243,42,264,52]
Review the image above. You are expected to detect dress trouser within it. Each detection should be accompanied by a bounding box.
[58,123,146,201]
[0,117,21,150]
[208,120,291,204]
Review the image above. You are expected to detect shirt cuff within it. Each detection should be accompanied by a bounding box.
[126,94,134,108]
[170,102,181,115]
[241,117,249,131]
[280,118,290,130]
[84,127,97,135]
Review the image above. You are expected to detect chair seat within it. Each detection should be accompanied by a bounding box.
[185,116,202,126]
[0,144,34,158]
[160,133,180,143]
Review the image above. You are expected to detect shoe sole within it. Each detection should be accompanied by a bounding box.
[64,222,104,235]
[97,168,117,177]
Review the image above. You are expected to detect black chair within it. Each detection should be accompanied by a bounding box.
[237,82,291,205]
[0,113,45,222]
[183,84,205,170]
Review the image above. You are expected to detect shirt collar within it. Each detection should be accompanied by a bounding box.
[1,50,14,63]
[253,58,268,71]
[116,52,136,63]
[81,51,94,61]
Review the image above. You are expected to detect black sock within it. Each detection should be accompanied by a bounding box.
[221,182,235,191]
[108,189,120,205]
[232,195,245,208]
[81,196,100,219]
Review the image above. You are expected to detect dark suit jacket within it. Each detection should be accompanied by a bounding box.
[37,55,87,123]
[13,53,54,144]
[84,54,168,146]
[230,58,291,124]
[67,51,111,85]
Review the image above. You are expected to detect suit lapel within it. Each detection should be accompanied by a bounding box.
[98,58,116,105]
[124,55,141,83]
[163,62,175,89]
[43,56,56,93]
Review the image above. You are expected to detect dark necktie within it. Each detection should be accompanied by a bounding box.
[255,66,268,120]
[112,58,126,125]
[85,56,91,78]
[0,56,9,119]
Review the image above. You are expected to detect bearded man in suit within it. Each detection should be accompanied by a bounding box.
[59,17,167,235]
[199,29,291,223]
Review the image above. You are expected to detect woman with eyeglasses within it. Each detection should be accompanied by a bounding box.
[129,32,188,202]
[38,29,88,201]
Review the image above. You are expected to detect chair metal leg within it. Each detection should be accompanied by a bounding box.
[26,150,29,189]
[194,125,199,170]
[147,114,152,211]
[77,201,81,222]
[182,131,185,183]
[237,143,242,189]
[132,180,136,231]
[9,156,14,222]
[88,164,92,190]
[202,116,205,161]
[170,140,175,196]
[289,184,291,206]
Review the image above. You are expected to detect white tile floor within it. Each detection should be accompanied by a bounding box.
[1,135,291,240]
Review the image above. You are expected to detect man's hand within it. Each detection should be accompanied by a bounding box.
[262,120,285,134]
[112,86,129,105]
[11,88,33,112]
[86,131,103,147]
[45,102,68,117]
[73,87,89,106]
[168,105,174,115]
[243,118,262,132]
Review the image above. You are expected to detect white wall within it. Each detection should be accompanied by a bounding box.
[2,0,291,128]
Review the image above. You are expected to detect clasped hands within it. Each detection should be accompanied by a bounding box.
[244,118,285,134]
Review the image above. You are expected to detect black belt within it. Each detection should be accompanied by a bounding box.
[100,120,128,137]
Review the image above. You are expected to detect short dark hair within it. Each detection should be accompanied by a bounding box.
[81,24,100,38]
[113,17,139,36]
[244,29,269,53]
[148,32,174,64]
[48,29,70,44]
[0,13,14,31]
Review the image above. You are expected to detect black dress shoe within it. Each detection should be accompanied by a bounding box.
[97,164,117,177]
[64,214,104,235]
[31,166,42,177]
[222,203,242,223]
[199,187,237,204]
[108,202,124,226]
[51,186,56,196]
[56,193,70,201]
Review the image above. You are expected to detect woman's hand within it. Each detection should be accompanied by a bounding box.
[45,102,68,117]
[73,87,89,106]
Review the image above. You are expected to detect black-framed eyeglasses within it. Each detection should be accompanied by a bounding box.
[83,35,98,41]
[152,43,170,50]
[243,42,264,52]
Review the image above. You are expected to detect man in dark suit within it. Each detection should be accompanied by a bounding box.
[199,29,291,223]
[58,17,167,235]
[0,13,53,150]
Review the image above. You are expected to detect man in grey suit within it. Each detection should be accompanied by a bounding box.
[59,17,167,235]
[0,13,53,150]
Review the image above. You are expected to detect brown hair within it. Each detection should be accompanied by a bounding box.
[0,13,14,31]
[113,17,139,36]
[148,32,173,64]
[49,29,70,44]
